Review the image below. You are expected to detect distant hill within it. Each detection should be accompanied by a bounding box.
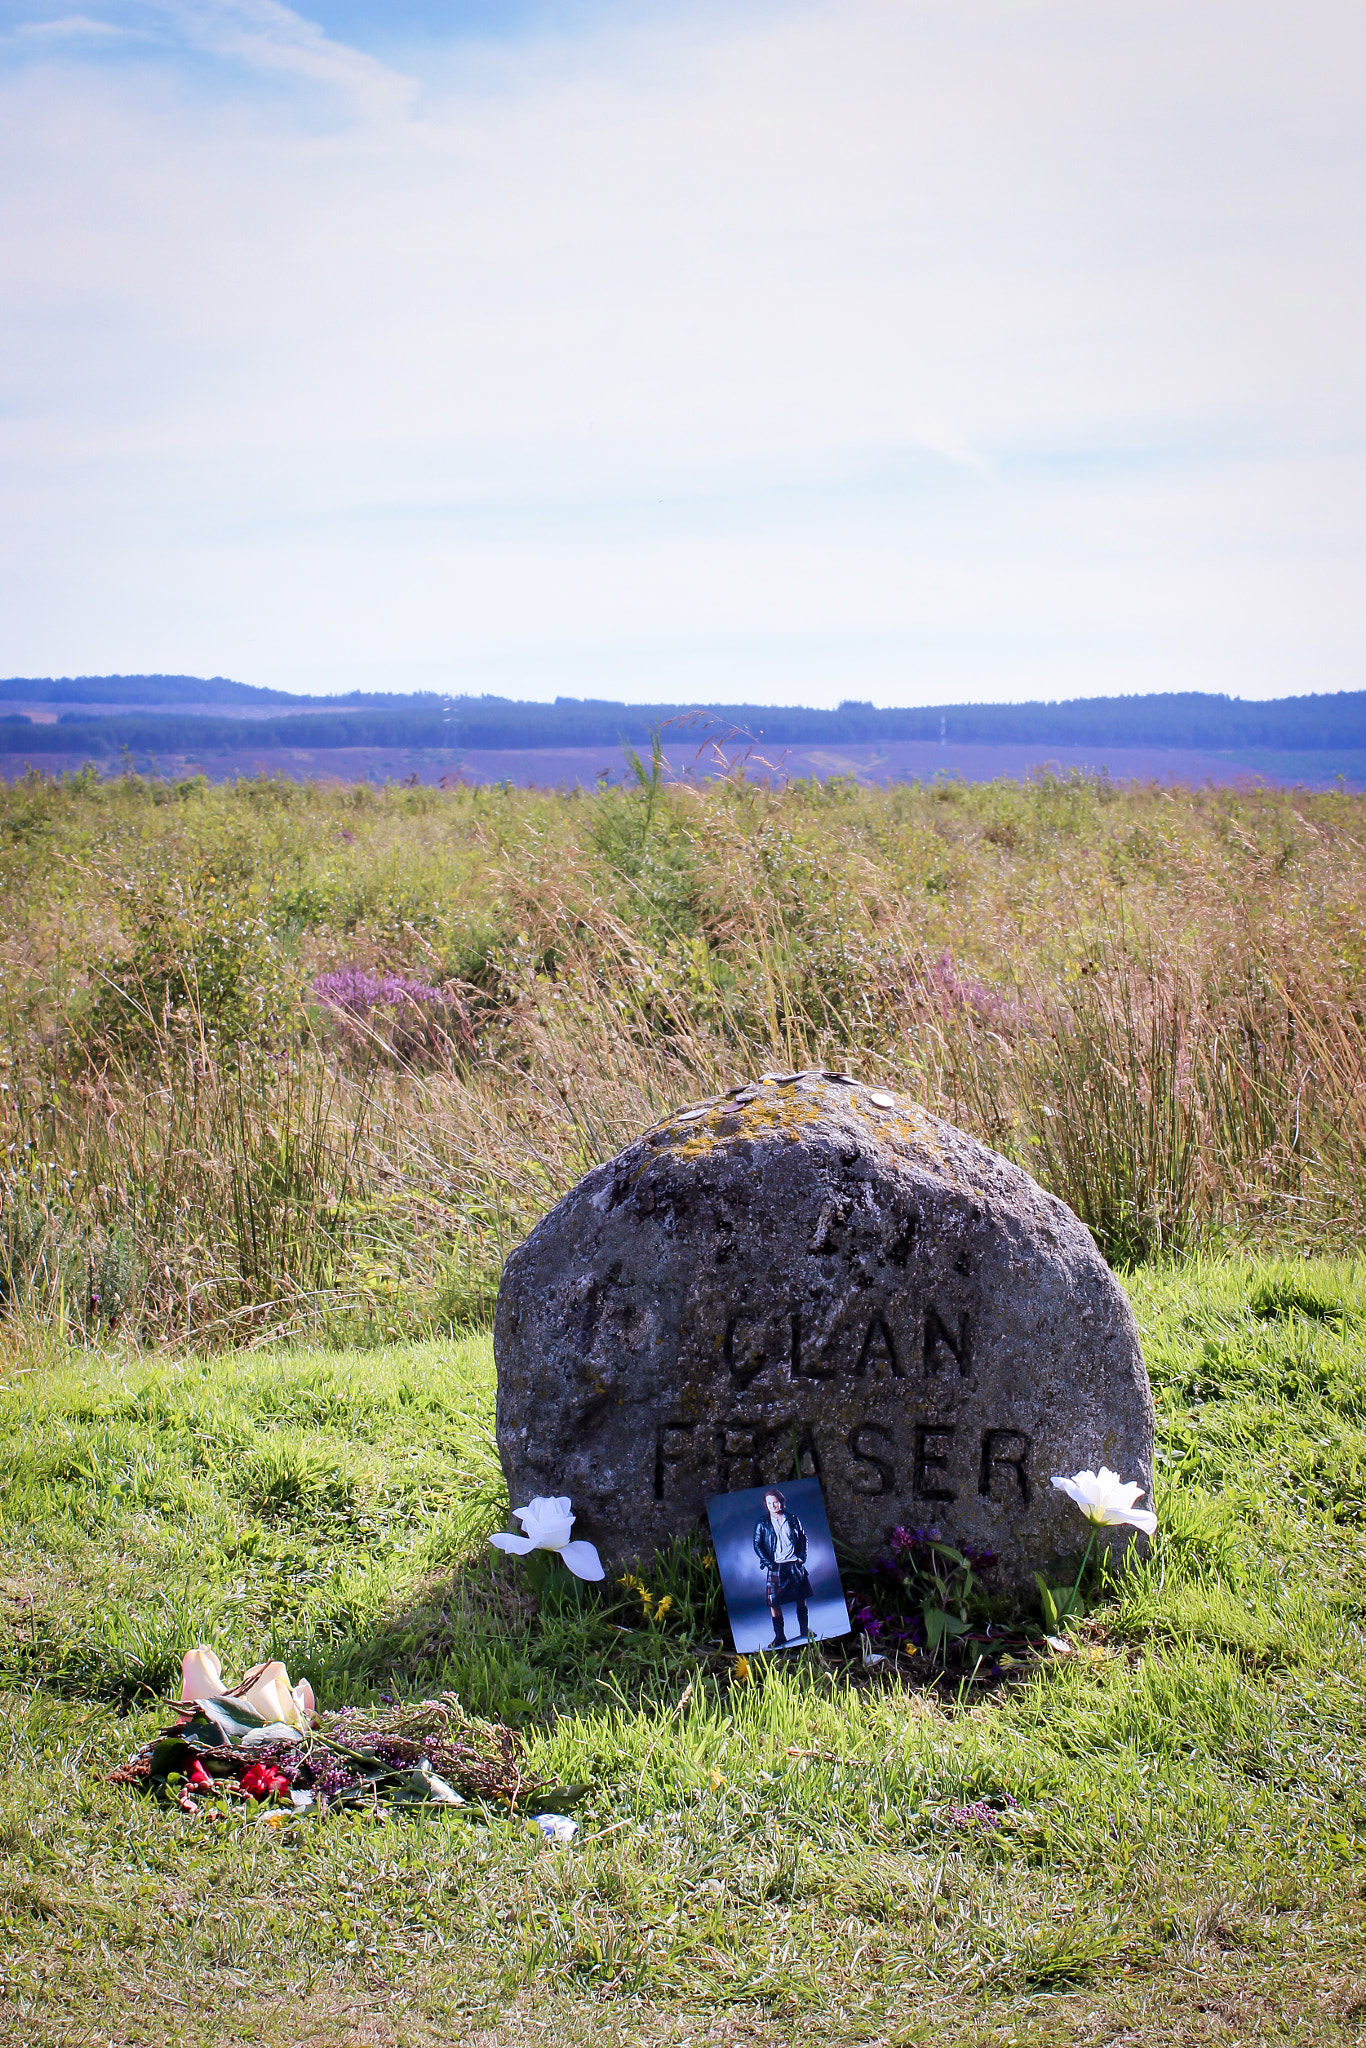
[0,674,451,712]
[0,673,304,709]
[1,680,1365,757]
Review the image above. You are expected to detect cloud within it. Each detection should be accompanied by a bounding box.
[0,0,1364,701]
[12,13,128,39]
[169,1,416,121]
[6,2,416,117]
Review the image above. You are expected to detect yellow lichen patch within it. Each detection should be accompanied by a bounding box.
[730,1092,828,1141]
[663,1114,730,1164]
[650,1075,979,1185]
[659,1081,828,1161]
[881,1107,947,1163]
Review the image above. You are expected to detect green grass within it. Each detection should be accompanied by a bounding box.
[1,1255,1365,2044]
[4,769,1366,1355]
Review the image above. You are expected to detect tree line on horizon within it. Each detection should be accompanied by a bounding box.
[0,678,1364,756]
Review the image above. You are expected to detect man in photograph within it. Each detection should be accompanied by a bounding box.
[753,1487,813,1646]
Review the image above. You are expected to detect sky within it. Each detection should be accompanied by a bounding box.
[0,1,1363,706]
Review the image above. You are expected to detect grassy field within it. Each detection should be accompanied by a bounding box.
[1,1254,1364,2046]
[1,767,1364,1350]
[1,768,1364,2041]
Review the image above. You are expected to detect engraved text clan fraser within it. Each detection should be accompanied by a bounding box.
[657,1299,1029,1503]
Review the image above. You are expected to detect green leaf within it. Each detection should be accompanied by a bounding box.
[240,1721,304,1749]
[170,1712,227,1748]
[1034,1573,1062,1633]
[527,1781,591,1812]
[391,1760,465,1806]
[923,1607,969,1650]
[148,1738,194,1784]
[192,1695,270,1746]
[1034,1573,1089,1630]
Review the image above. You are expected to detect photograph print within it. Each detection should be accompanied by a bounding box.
[706,1478,851,1654]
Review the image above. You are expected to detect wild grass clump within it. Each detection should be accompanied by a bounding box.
[1,763,1363,1342]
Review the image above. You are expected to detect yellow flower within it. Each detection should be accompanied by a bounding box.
[653,1595,674,1622]
[733,1655,750,1683]
[709,1767,724,1790]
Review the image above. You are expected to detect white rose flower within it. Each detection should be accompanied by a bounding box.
[180,1647,314,1725]
[180,1644,225,1704]
[489,1495,605,1580]
[234,1660,314,1729]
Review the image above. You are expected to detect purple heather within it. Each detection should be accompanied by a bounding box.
[312,968,447,1014]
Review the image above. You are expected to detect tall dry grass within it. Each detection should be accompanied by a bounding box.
[0,763,1362,1343]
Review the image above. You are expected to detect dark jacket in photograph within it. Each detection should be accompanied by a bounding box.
[753,1511,808,1569]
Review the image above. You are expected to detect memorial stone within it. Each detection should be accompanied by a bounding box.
[494,1073,1155,1590]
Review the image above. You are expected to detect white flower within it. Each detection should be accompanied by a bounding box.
[182,1646,313,1726]
[489,1495,605,1580]
[1050,1467,1157,1535]
[180,1644,225,1704]
[233,1659,314,1729]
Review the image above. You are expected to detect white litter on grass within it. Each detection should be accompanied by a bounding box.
[533,1814,579,1843]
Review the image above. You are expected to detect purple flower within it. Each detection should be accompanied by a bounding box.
[950,1800,999,1829]
[922,952,1023,1027]
[949,1791,1018,1829]
[312,968,447,1015]
[858,1604,921,1649]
